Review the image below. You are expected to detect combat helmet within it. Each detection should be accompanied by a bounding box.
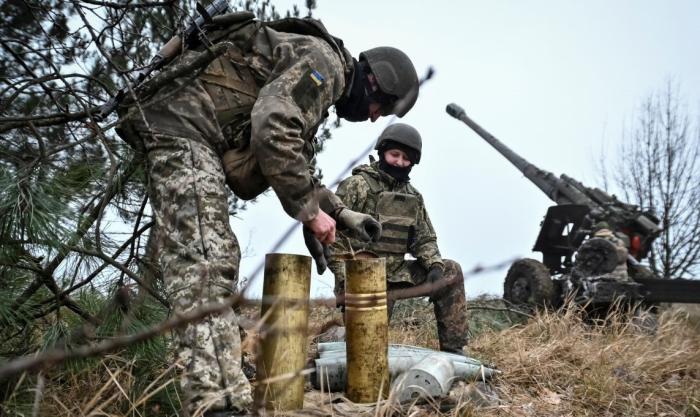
[375,123,422,164]
[359,47,419,117]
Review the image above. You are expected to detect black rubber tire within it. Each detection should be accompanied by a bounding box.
[504,258,555,307]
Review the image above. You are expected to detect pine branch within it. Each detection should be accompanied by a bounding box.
[69,246,169,307]
[0,292,244,380]
[0,257,513,380]
[11,157,138,311]
[36,221,154,307]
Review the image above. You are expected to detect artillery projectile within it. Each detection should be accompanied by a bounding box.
[390,354,455,403]
[312,344,498,392]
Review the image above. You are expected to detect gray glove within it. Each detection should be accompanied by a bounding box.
[303,226,331,274]
[336,209,382,242]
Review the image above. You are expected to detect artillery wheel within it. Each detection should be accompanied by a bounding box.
[504,259,555,307]
[573,237,620,277]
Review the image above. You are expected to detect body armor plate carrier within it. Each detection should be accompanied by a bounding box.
[359,172,420,254]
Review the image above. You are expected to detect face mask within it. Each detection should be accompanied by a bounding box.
[335,60,373,122]
[378,157,412,182]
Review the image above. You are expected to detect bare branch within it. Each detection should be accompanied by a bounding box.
[0,292,243,380]
[69,245,169,307]
[79,0,176,9]
[608,81,700,278]
[0,258,511,380]
[466,305,533,319]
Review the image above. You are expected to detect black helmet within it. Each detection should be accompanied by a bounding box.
[374,123,422,164]
[359,47,419,117]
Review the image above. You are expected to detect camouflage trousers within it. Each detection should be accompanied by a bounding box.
[335,259,469,353]
[130,77,253,415]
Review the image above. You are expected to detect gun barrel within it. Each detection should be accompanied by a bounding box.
[446,103,572,203]
[446,104,534,173]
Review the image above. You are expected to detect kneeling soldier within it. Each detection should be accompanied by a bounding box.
[329,123,469,354]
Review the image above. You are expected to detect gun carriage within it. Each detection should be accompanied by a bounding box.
[447,103,700,308]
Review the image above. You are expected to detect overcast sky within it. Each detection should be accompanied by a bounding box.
[231,1,700,299]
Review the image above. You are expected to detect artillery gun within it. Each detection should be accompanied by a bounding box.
[446,103,700,308]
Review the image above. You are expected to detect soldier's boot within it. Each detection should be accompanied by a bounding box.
[430,259,469,354]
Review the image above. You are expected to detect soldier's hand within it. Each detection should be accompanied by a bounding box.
[304,211,336,244]
[427,264,444,282]
[337,209,382,242]
[303,226,331,274]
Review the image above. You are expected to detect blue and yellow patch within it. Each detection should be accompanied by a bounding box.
[310,69,325,86]
[292,67,325,109]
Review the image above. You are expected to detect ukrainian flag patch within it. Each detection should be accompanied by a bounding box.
[292,67,324,109]
[310,69,325,86]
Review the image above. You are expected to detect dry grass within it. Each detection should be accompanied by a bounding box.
[1,354,181,416]
[458,303,700,417]
[301,299,699,417]
[3,300,699,416]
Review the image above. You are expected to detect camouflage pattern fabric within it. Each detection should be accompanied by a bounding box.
[329,163,469,353]
[237,27,350,220]
[386,260,469,353]
[330,162,443,279]
[146,130,252,414]
[593,228,630,281]
[117,22,352,416]
[124,25,351,221]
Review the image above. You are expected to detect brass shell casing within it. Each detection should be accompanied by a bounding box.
[255,253,311,411]
[344,258,389,403]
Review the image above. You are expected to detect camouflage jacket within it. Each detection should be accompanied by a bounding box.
[238,22,352,222]
[330,162,444,278]
[251,22,352,221]
[124,18,353,223]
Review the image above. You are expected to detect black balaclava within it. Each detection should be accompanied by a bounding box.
[335,59,373,122]
[377,140,416,182]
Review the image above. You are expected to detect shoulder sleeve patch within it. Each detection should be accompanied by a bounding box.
[292,67,324,110]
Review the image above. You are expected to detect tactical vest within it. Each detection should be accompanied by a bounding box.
[359,172,421,254]
[199,16,347,131]
[198,16,349,200]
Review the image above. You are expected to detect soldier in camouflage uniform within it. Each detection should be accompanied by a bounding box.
[117,13,419,417]
[591,222,631,281]
[570,220,637,285]
[329,124,469,354]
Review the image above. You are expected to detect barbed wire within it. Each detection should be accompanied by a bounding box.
[0,257,516,380]
[243,66,436,289]
[0,40,509,389]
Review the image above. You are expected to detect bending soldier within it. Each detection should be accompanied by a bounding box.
[117,13,419,417]
[329,123,469,354]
